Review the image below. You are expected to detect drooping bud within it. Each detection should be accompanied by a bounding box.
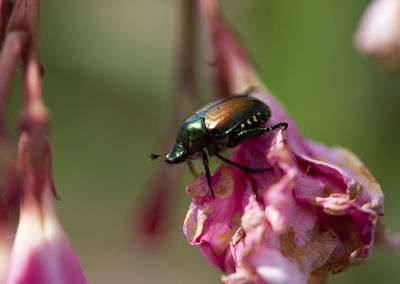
[355,0,400,67]
[5,133,87,284]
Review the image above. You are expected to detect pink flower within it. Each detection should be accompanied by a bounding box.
[183,1,398,283]
[5,133,87,284]
[0,137,20,283]
[0,1,87,283]
[184,92,387,283]
[355,0,400,67]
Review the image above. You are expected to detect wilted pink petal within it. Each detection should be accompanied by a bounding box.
[223,193,309,284]
[183,1,398,283]
[355,0,400,67]
[184,110,388,282]
[184,166,240,272]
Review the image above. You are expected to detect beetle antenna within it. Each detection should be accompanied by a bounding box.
[150,152,168,160]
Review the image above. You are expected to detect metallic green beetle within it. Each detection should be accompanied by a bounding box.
[152,90,288,198]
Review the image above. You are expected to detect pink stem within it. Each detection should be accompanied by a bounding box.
[0,31,29,122]
[136,0,199,240]
[197,0,259,96]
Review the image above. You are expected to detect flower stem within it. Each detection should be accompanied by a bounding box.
[137,0,199,240]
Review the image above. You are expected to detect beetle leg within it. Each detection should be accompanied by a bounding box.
[236,122,288,140]
[214,152,272,173]
[187,160,197,178]
[202,150,215,199]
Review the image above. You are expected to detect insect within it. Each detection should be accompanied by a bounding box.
[151,89,288,198]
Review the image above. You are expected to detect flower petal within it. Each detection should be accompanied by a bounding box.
[184,166,242,272]
[6,188,87,284]
[6,133,87,284]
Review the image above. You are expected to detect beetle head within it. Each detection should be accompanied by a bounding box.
[165,144,189,164]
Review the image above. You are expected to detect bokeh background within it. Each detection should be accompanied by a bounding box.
[6,0,400,283]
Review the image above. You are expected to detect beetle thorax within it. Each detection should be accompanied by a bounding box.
[176,115,208,155]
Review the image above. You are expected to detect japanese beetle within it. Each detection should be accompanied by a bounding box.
[152,89,288,198]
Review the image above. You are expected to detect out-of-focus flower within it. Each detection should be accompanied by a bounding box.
[0,0,14,43]
[5,133,87,284]
[0,133,20,282]
[183,1,399,283]
[355,0,400,67]
[0,0,87,283]
[136,0,199,242]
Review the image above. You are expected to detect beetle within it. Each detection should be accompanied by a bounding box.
[151,89,288,198]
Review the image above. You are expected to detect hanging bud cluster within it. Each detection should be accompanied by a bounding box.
[0,1,87,283]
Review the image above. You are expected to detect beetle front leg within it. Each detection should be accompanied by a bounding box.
[236,122,288,140]
[201,150,215,199]
[214,152,272,173]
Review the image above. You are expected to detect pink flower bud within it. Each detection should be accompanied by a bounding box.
[0,1,87,283]
[6,190,87,284]
[5,133,87,284]
[355,0,400,67]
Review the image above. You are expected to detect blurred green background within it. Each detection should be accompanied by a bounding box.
[7,0,400,283]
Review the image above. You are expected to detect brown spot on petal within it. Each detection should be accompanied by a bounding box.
[318,194,351,216]
[347,182,363,200]
[322,187,334,198]
[361,203,371,210]
[312,156,330,164]
[216,229,233,254]
[230,210,242,232]
[186,175,207,198]
[256,186,262,199]
[231,227,246,246]
[309,196,322,207]
[242,206,265,232]
[374,216,388,245]
[332,260,351,274]
[280,227,297,258]
[360,165,377,183]
[349,246,369,263]
[338,147,383,196]
[368,211,378,223]
[279,147,292,166]
[323,207,347,217]
[280,223,343,278]
[309,263,337,284]
[183,203,214,241]
[183,214,202,242]
[214,166,235,198]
